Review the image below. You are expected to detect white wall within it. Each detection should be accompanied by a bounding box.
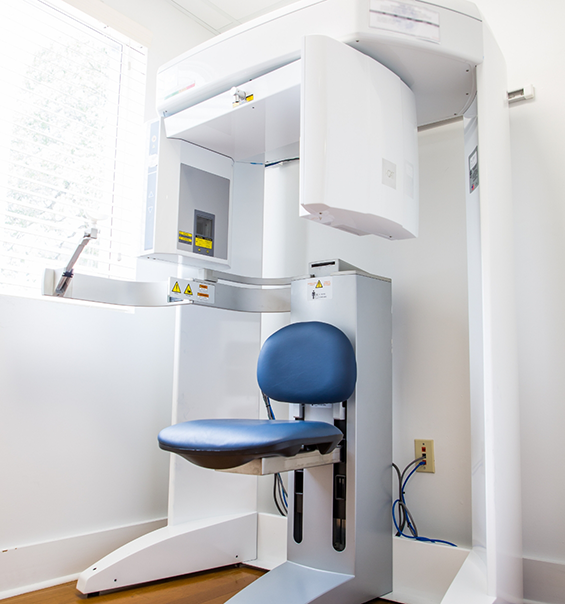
[0,297,173,544]
[470,1,565,602]
[0,0,212,598]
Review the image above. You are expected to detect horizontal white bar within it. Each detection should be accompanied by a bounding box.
[42,268,175,307]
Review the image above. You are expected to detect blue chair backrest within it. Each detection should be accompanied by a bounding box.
[257,321,357,404]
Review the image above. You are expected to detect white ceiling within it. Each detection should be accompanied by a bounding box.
[169,0,299,34]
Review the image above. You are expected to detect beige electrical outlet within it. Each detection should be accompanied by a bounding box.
[414,439,435,473]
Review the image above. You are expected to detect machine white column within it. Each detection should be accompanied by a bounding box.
[226,268,393,604]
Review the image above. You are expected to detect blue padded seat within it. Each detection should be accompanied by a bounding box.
[158,321,356,470]
[158,419,343,469]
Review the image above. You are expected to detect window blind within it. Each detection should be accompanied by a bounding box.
[0,0,147,297]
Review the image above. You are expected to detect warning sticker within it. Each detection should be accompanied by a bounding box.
[307,277,333,301]
[369,0,440,43]
[195,237,212,250]
[169,278,215,304]
[178,231,193,245]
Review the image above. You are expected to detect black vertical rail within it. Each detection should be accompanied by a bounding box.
[333,401,347,551]
[293,469,304,543]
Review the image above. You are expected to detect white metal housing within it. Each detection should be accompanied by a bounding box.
[157,0,482,127]
[73,1,521,603]
[300,35,419,239]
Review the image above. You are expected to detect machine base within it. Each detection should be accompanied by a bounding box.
[225,560,377,604]
[76,513,256,594]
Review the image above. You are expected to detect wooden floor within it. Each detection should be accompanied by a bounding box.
[3,565,395,604]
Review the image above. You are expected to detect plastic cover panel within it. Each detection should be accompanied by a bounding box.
[300,34,419,240]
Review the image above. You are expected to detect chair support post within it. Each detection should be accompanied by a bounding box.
[227,271,393,604]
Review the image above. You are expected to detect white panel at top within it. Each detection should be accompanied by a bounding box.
[300,35,419,240]
[157,0,482,126]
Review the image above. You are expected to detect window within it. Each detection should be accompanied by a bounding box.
[0,0,147,298]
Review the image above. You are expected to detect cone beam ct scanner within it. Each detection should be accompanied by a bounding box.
[42,1,522,602]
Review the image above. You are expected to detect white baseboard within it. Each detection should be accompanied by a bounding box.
[523,557,565,604]
[0,518,166,600]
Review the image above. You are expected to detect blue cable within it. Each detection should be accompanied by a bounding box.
[399,462,424,535]
[403,463,424,487]
[392,459,457,547]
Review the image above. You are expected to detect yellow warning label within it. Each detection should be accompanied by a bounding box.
[178,231,193,244]
[245,94,254,102]
[307,276,333,301]
[184,284,193,296]
[195,237,213,250]
[172,282,182,294]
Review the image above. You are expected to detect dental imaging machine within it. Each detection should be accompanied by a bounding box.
[43,1,521,603]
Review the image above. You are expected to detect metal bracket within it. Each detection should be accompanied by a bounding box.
[216,447,342,476]
[231,87,253,107]
[54,227,98,296]
[507,84,535,104]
